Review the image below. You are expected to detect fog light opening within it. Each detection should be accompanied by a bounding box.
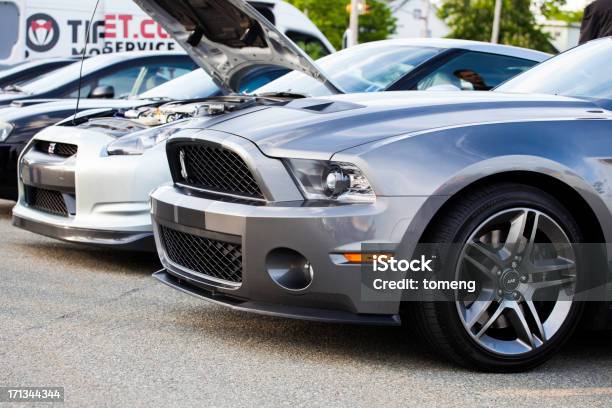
[266,248,313,291]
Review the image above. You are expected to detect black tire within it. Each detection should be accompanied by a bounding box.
[408,183,585,372]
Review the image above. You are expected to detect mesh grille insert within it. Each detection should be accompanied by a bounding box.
[171,142,264,200]
[25,186,69,217]
[35,141,78,157]
[159,225,243,284]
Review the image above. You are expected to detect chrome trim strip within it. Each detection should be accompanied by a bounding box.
[175,182,268,203]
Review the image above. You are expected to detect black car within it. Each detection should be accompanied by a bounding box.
[0,51,196,106]
[0,57,80,90]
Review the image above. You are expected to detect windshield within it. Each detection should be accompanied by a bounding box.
[254,44,441,97]
[139,69,220,100]
[496,38,612,101]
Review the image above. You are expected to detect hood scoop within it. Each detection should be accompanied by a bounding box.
[283,98,365,114]
[133,0,341,94]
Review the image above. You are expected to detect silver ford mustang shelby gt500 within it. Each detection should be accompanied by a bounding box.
[11,0,547,251]
[150,36,612,372]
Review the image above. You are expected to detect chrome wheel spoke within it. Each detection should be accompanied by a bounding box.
[522,213,539,263]
[502,210,529,259]
[468,241,503,267]
[476,300,507,338]
[529,276,575,290]
[464,290,496,329]
[508,301,537,349]
[464,254,496,280]
[525,300,546,342]
[531,257,575,275]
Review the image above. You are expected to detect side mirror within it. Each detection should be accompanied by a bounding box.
[89,85,114,99]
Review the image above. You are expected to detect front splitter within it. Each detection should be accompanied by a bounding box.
[153,269,402,326]
[12,214,155,252]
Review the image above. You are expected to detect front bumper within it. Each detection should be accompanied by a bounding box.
[153,269,401,325]
[151,183,428,320]
[12,214,154,251]
[11,126,171,250]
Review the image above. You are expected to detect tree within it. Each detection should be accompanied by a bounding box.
[538,0,584,23]
[287,0,397,50]
[438,0,557,53]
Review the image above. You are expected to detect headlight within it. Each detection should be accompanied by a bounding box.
[106,124,183,155]
[285,159,375,203]
[0,122,14,142]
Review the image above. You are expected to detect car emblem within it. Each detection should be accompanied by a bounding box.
[179,149,189,180]
[48,143,56,155]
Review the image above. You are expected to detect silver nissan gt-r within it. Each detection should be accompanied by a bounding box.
[150,15,612,373]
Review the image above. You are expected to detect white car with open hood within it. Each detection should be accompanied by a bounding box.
[12,0,549,250]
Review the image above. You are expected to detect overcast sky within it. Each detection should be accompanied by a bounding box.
[565,0,588,10]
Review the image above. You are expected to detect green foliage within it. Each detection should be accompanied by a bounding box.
[539,0,584,23]
[287,0,397,50]
[438,0,557,53]
[294,40,328,60]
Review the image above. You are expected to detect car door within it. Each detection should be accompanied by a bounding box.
[390,50,539,92]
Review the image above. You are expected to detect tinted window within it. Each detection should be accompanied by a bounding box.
[497,39,612,101]
[67,61,195,98]
[139,69,220,100]
[132,62,195,95]
[417,51,537,91]
[286,31,331,60]
[255,44,441,97]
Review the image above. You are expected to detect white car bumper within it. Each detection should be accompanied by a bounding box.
[12,125,171,251]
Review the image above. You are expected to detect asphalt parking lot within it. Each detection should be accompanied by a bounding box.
[1,199,611,407]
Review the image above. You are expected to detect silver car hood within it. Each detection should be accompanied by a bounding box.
[200,91,610,159]
[133,0,340,94]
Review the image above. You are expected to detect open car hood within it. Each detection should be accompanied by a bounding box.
[133,0,340,94]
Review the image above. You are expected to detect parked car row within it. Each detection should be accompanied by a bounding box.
[0,0,335,201]
[2,0,611,372]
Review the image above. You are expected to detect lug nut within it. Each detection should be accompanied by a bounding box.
[498,290,504,296]
[520,275,528,283]
[497,270,502,276]
[513,291,521,300]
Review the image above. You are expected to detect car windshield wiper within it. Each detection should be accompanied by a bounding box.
[253,91,308,99]
[2,84,30,94]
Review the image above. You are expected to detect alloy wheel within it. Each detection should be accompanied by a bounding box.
[455,208,577,356]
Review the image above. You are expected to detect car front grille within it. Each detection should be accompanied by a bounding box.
[159,225,243,285]
[168,141,264,200]
[25,186,69,217]
[35,141,78,157]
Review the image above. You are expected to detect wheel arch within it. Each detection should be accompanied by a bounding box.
[403,170,611,329]
[420,170,607,245]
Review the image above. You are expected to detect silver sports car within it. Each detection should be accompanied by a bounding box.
[150,35,612,372]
